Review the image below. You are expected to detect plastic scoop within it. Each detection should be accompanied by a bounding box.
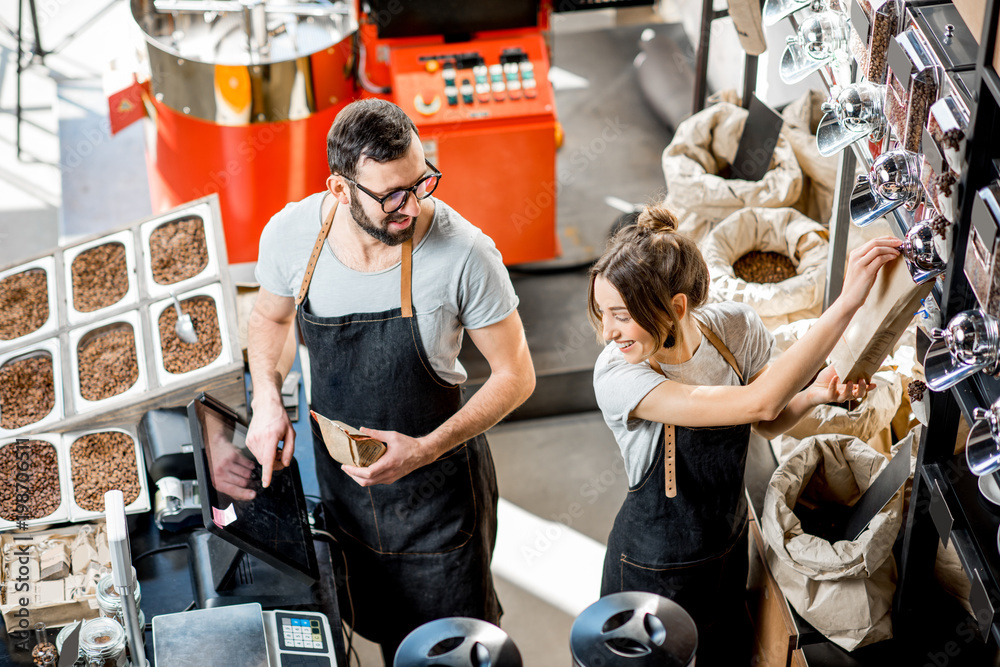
[171,293,198,344]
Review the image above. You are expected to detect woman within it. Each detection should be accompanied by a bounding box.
[589,204,899,664]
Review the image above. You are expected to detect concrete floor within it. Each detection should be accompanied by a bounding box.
[0,3,676,665]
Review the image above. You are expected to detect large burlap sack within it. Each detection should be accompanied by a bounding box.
[702,207,828,329]
[763,434,903,650]
[662,101,803,243]
[782,90,840,225]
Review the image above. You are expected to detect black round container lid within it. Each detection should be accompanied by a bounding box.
[570,592,697,667]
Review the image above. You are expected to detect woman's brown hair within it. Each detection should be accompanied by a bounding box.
[587,204,710,351]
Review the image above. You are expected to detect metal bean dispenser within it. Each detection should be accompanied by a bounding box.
[848,0,900,83]
[816,82,888,156]
[849,149,923,226]
[966,398,1000,477]
[763,0,843,27]
[924,309,1000,392]
[898,220,946,284]
[886,29,942,154]
[780,10,853,84]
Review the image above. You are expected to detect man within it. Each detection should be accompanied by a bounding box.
[245,98,535,660]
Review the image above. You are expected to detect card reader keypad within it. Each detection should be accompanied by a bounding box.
[277,613,327,652]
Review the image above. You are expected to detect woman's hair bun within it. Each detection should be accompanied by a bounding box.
[635,204,678,234]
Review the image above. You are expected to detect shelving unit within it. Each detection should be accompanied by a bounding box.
[893,0,1000,649]
[776,0,1000,656]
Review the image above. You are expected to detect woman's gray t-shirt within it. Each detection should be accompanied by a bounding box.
[255,192,518,385]
[593,302,775,486]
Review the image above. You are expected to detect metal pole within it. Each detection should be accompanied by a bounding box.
[824,147,856,309]
[16,0,24,160]
[741,54,757,110]
[692,0,714,114]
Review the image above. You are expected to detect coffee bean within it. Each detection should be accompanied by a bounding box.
[72,243,128,313]
[908,379,926,403]
[867,1,895,83]
[149,216,209,285]
[70,431,140,512]
[904,77,937,154]
[0,269,49,341]
[928,214,950,239]
[78,326,139,401]
[0,354,55,429]
[158,296,223,374]
[732,251,798,284]
[0,440,60,521]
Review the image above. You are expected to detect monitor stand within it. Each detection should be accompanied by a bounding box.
[188,530,330,610]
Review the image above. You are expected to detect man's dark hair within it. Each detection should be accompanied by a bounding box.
[327,99,419,180]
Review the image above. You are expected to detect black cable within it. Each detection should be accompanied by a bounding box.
[311,528,358,665]
[132,543,190,564]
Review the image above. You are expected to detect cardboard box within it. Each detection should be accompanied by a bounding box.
[748,516,801,667]
[0,522,108,631]
[830,256,932,383]
[951,0,1000,79]
[39,544,69,581]
[952,0,986,44]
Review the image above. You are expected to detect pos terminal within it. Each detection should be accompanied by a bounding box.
[148,393,346,666]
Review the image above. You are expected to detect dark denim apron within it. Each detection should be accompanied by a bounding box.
[295,200,500,657]
[601,322,751,664]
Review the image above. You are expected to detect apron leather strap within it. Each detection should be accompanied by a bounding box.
[296,198,338,307]
[663,424,677,498]
[296,196,415,318]
[401,238,413,318]
[696,320,744,384]
[660,318,745,498]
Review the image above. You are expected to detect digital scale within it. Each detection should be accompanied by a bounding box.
[152,603,338,667]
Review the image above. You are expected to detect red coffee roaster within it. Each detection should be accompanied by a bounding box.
[128,0,559,265]
[357,0,560,265]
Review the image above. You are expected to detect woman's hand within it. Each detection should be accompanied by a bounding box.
[836,237,902,313]
[806,365,874,408]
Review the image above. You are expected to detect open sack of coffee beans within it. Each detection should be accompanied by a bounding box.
[701,207,828,329]
[660,97,803,244]
[763,433,909,651]
[781,90,840,226]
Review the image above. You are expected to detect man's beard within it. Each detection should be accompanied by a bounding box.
[350,189,415,247]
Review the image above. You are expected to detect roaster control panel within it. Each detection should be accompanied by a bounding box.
[389,33,555,127]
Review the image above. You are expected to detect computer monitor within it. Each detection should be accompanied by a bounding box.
[369,0,539,39]
[188,393,319,589]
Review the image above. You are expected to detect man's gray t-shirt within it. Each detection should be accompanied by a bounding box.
[255,192,518,385]
[593,302,774,487]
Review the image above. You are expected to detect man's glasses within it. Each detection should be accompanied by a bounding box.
[343,159,442,214]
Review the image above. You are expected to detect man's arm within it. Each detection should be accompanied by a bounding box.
[344,310,536,486]
[245,287,298,487]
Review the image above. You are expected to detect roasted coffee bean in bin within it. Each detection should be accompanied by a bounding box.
[733,251,798,284]
[0,352,55,430]
[0,439,61,521]
[77,324,140,402]
[70,431,140,512]
[158,295,222,373]
[149,216,209,285]
[0,269,49,341]
[71,242,129,313]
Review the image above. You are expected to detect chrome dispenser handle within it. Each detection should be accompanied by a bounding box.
[974,407,991,421]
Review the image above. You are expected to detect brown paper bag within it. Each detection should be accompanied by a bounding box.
[830,256,932,383]
[311,411,386,467]
[762,434,903,650]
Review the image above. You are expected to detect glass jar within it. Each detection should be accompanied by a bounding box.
[79,617,128,667]
[96,573,144,630]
